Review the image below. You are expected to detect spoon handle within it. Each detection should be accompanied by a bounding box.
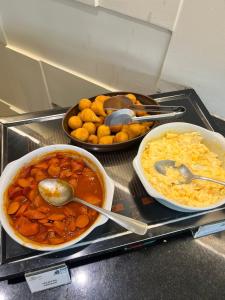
[194,175,225,187]
[72,197,148,235]
[107,105,185,114]
[132,110,184,122]
[132,104,186,114]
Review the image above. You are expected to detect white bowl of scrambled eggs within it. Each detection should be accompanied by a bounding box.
[133,122,225,212]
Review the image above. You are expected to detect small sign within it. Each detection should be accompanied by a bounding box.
[193,220,225,238]
[25,263,71,293]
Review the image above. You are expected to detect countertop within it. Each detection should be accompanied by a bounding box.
[0,116,224,299]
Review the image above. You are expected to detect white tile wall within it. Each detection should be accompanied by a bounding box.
[161,0,225,118]
[42,62,109,107]
[75,0,98,7]
[0,15,6,45]
[0,0,171,93]
[0,45,51,112]
[99,0,182,31]
[0,45,15,104]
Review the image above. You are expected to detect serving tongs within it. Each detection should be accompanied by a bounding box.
[104,95,186,126]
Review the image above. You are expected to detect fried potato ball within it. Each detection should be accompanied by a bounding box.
[95,95,110,103]
[136,111,147,117]
[121,125,133,138]
[135,100,142,105]
[79,98,92,111]
[80,108,100,123]
[97,125,111,138]
[135,100,147,117]
[143,121,154,128]
[91,101,106,117]
[141,125,150,134]
[128,124,146,137]
[82,122,96,135]
[114,131,129,143]
[71,128,89,141]
[68,116,83,130]
[126,94,136,104]
[121,124,144,139]
[95,116,105,128]
[87,134,98,144]
[99,135,114,144]
[110,124,122,133]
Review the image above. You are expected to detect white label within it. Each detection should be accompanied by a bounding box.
[193,221,225,238]
[25,264,71,293]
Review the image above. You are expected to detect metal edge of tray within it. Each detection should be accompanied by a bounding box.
[0,206,225,281]
[151,89,220,133]
[0,107,67,127]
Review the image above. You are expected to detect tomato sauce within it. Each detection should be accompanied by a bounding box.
[6,151,104,245]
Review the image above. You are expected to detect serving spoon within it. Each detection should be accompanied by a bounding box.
[38,179,148,235]
[154,160,225,186]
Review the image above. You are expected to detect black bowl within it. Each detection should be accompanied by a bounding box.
[62,92,158,152]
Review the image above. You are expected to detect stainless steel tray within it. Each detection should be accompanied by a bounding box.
[0,89,224,280]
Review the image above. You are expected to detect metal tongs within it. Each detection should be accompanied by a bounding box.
[104,95,186,126]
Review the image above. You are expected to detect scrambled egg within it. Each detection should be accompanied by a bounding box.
[141,132,225,207]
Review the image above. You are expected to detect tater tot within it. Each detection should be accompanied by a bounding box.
[82,122,96,134]
[68,116,83,129]
[78,98,92,110]
[80,108,100,123]
[114,131,129,143]
[87,134,98,144]
[97,125,111,138]
[99,135,114,144]
[95,95,110,103]
[126,94,136,104]
[71,128,89,141]
[91,101,106,117]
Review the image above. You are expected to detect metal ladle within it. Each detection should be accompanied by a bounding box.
[38,179,148,235]
[154,160,225,186]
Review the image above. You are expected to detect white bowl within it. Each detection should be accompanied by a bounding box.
[133,122,225,212]
[0,144,114,251]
